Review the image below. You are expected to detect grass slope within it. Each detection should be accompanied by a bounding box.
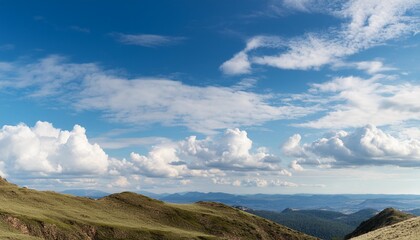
[0,178,318,240]
[351,217,420,240]
[345,208,414,239]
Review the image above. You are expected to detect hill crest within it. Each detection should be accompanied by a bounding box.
[345,208,414,239]
[0,179,318,240]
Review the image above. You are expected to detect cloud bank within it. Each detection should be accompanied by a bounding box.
[120,128,291,178]
[0,122,292,190]
[283,124,420,168]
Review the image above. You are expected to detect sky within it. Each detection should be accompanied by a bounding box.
[0,0,419,194]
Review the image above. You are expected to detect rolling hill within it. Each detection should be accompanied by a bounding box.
[345,208,415,239]
[350,216,420,240]
[0,178,318,240]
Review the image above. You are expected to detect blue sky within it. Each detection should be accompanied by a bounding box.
[0,0,419,194]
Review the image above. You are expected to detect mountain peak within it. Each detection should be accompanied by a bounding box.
[345,208,414,239]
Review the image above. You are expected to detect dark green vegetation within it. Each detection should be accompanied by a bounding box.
[0,178,318,240]
[245,208,377,240]
[345,208,415,239]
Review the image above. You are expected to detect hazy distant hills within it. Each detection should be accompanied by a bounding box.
[0,178,317,240]
[346,208,415,239]
[157,192,420,213]
[60,190,420,213]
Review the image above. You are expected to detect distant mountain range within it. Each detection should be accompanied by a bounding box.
[157,192,420,213]
[62,190,420,214]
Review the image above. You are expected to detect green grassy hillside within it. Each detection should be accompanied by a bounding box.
[0,178,318,240]
[351,217,420,240]
[345,208,414,239]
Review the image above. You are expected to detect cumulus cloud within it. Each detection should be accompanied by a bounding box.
[121,128,290,178]
[283,125,420,168]
[222,0,419,73]
[108,176,130,188]
[0,121,109,177]
[0,121,292,190]
[113,33,186,47]
[289,160,304,171]
[0,56,311,134]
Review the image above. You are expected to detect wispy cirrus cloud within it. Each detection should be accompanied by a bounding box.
[70,25,90,33]
[295,74,420,129]
[0,55,312,134]
[221,0,419,74]
[0,44,14,51]
[113,33,186,47]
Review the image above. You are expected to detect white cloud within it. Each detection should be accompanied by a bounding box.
[222,0,419,72]
[212,177,233,185]
[92,136,170,150]
[114,33,186,47]
[211,177,322,188]
[180,179,191,185]
[0,55,98,97]
[108,176,130,188]
[129,146,211,178]
[179,128,289,172]
[332,60,397,75]
[78,76,310,134]
[289,160,304,171]
[0,55,311,134]
[282,0,314,12]
[124,128,290,178]
[296,75,420,129]
[0,122,292,189]
[242,178,269,187]
[270,179,299,187]
[219,51,251,75]
[220,36,284,75]
[0,121,109,177]
[353,61,396,75]
[213,177,314,188]
[283,125,420,168]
